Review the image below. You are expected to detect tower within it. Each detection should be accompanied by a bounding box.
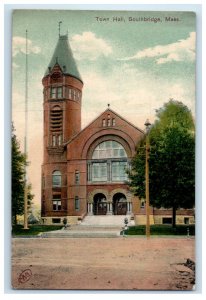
[41,34,83,222]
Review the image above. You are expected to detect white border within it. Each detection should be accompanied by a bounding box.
[1,1,204,299]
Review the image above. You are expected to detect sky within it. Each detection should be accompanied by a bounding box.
[12,10,196,206]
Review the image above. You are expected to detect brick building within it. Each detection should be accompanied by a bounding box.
[41,34,194,226]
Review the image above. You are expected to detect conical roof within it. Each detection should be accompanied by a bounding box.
[44,34,83,82]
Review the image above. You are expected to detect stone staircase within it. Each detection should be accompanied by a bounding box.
[80,215,127,226]
[39,216,130,238]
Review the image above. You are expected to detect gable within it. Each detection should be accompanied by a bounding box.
[66,108,144,160]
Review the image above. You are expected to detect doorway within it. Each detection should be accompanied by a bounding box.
[93,193,107,215]
[113,193,127,215]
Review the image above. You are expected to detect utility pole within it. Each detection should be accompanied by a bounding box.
[145,119,151,239]
[23,29,29,230]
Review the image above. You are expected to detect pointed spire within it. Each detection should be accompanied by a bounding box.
[44,34,83,83]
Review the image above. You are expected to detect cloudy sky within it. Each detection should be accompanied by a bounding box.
[12,10,196,206]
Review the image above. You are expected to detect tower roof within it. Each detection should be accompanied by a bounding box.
[44,34,83,82]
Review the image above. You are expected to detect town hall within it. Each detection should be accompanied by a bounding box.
[41,34,194,226]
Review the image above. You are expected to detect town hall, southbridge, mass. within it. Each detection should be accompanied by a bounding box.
[41,33,194,226]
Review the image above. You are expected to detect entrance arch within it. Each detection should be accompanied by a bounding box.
[113,193,127,215]
[93,193,107,215]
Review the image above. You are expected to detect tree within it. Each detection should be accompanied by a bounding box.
[129,100,195,227]
[12,125,34,225]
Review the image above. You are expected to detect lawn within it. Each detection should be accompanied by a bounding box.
[12,224,63,236]
[122,224,195,236]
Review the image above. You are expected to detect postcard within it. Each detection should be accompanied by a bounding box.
[11,9,196,290]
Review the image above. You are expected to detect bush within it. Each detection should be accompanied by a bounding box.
[122,225,195,236]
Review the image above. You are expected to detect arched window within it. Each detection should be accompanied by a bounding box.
[52,170,62,187]
[89,141,128,182]
[92,141,127,159]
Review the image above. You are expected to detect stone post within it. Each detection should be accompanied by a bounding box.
[127,202,132,215]
[106,202,113,215]
[87,202,94,215]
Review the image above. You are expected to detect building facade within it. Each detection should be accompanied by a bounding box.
[41,34,194,226]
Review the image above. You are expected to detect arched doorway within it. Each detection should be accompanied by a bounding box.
[93,193,107,215]
[113,193,127,215]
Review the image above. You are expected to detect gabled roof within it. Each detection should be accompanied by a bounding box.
[44,34,83,82]
[65,107,144,145]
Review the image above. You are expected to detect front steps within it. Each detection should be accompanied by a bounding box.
[39,215,132,238]
[40,225,121,238]
[80,215,129,226]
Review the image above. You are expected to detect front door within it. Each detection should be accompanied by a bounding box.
[93,193,107,215]
[113,193,127,215]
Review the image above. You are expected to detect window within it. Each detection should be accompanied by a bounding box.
[50,87,56,99]
[57,87,63,98]
[162,217,172,224]
[140,199,145,208]
[50,87,62,99]
[75,171,80,184]
[184,217,190,225]
[92,141,127,159]
[52,170,61,187]
[75,196,80,210]
[89,141,128,183]
[112,118,116,126]
[58,134,62,146]
[52,195,61,211]
[50,106,63,134]
[52,135,56,146]
[112,161,128,181]
[68,88,72,99]
[102,119,106,127]
[52,218,61,224]
[92,162,107,182]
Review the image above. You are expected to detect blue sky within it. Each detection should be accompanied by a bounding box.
[12,9,196,205]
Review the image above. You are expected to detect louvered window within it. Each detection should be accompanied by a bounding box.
[50,106,62,133]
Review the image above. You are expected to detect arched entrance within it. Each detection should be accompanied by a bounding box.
[113,193,127,215]
[93,193,107,215]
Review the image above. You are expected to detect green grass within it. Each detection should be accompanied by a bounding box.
[12,224,63,236]
[121,224,195,236]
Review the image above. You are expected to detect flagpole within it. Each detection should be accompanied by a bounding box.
[23,29,28,229]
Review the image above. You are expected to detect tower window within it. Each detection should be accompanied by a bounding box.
[68,88,72,99]
[75,171,80,184]
[50,106,63,135]
[51,87,56,99]
[75,196,80,210]
[50,87,63,99]
[52,135,56,146]
[58,134,62,145]
[52,170,62,187]
[57,87,63,98]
